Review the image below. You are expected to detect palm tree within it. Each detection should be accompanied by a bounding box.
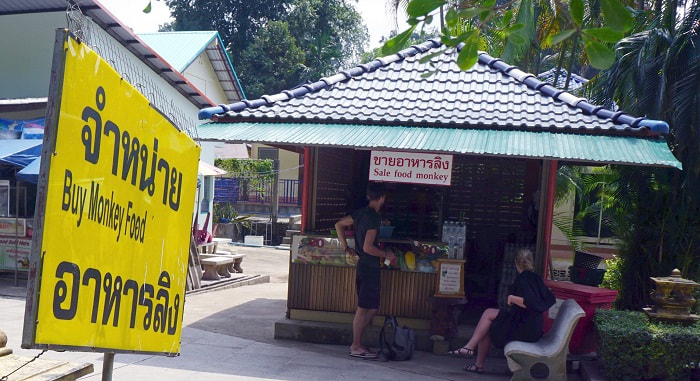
[585,0,700,309]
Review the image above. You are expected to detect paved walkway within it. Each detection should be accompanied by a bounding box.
[0,245,584,380]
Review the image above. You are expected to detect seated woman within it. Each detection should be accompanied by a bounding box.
[448,247,555,374]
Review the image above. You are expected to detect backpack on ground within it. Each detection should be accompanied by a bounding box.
[379,315,415,361]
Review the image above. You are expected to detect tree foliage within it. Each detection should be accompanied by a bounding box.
[360,30,441,63]
[584,1,700,309]
[384,0,636,72]
[214,158,274,181]
[162,0,292,63]
[237,21,306,99]
[286,0,368,80]
[163,0,368,99]
[215,158,275,207]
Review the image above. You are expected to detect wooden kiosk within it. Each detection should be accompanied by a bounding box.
[197,40,680,331]
[285,148,541,328]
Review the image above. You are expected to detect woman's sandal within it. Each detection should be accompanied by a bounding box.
[463,364,484,374]
[447,346,476,358]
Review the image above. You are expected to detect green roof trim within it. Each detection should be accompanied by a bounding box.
[197,122,681,169]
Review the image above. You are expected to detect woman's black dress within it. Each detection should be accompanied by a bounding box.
[490,270,555,347]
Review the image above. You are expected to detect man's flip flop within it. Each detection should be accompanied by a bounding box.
[349,350,379,359]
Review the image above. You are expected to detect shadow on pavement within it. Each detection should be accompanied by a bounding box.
[186,297,287,345]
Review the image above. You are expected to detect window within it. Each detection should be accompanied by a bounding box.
[200,177,213,213]
[258,147,278,161]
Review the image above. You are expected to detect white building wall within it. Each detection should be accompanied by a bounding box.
[0,13,63,98]
[182,52,229,105]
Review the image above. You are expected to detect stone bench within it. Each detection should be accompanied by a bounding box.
[213,250,246,274]
[200,255,234,280]
[504,299,585,381]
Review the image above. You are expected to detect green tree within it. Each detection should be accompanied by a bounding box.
[286,0,369,80]
[584,1,700,309]
[163,0,367,99]
[384,0,635,71]
[161,0,293,63]
[236,21,306,98]
[361,30,440,63]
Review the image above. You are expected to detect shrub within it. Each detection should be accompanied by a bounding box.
[594,309,700,381]
[600,256,622,292]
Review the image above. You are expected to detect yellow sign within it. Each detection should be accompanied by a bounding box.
[32,35,200,355]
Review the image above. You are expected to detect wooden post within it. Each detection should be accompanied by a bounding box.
[271,159,279,245]
[535,160,558,277]
[186,235,202,290]
[543,160,558,278]
[22,29,66,348]
[301,147,310,232]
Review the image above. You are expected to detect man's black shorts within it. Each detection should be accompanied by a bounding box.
[356,263,380,309]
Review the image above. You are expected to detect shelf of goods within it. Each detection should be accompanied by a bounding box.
[288,234,451,322]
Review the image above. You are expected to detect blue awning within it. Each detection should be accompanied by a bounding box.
[17,156,40,183]
[0,140,42,167]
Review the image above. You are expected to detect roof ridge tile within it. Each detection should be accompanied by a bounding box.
[539,85,558,98]
[339,70,353,80]
[522,75,542,89]
[264,93,287,103]
[610,111,626,123]
[551,90,565,99]
[555,92,585,107]
[576,101,599,114]
[505,67,529,83]
[377,55,399,66]
[596,108,615,119]
[358,63,373,72]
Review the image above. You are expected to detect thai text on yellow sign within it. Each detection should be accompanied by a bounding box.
[33,35,200,355]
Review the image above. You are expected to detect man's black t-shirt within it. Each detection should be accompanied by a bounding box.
[351,206,381,268]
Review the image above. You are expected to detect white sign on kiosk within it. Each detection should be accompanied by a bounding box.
[369,151,453,186]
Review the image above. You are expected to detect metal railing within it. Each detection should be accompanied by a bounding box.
[280,179,300,205]
[215,177,301,205]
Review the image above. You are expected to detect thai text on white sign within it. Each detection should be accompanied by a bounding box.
[369,151,453,186]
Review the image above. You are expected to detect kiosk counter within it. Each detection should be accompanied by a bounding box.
[287,234,451,325]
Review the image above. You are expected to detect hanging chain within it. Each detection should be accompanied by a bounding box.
[1,350,47,380]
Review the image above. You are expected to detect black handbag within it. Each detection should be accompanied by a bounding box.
[489,307,514,349]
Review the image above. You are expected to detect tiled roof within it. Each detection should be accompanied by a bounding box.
[199,39,668,137]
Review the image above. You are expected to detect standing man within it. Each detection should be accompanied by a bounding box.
[335,182,395,359]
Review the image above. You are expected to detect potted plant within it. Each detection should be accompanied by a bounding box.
[213,202,252,242]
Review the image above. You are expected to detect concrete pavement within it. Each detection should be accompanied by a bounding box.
[0,245,583,380]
